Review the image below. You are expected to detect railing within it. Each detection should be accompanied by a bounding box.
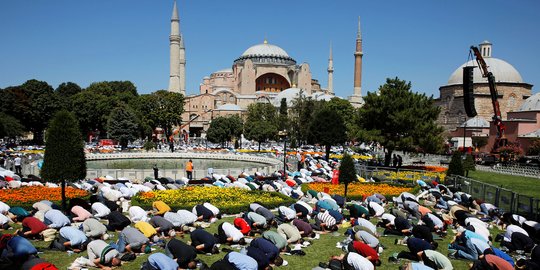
[445,175,540,221]
[476,164,540,178]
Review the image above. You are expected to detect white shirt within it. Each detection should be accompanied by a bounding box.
[222,222,244,242]
[369,201,384,216]
[14,157,21,166]
[512,214,527,225]
[175,210,198,226]
[347,252,374,270]
[356,218,377,236]
[381,213,396,225]
[203,202,219,216]
[129,206,148,222]
[296,200,313,214]
[0,213,9,225]
[91,202,111,218]
[0,201,10,214]
[279,206,296,220]
[504,224,529,242]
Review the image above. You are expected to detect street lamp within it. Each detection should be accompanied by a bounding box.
[278,130,288,179]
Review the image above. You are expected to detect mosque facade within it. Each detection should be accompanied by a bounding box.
[167,2,364,137]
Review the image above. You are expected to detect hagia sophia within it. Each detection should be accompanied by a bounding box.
[167,1,363,137]
[167,1,539,152]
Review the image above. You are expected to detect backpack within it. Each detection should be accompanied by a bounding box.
[328,259,343,270]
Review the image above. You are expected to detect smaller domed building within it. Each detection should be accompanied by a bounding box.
[436,41,533,132]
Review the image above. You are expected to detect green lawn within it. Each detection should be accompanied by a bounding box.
[467,170,540,197]
[5,215,476,270]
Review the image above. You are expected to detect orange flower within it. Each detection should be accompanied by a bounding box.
[0,186,89,205]
[306,183,413,197]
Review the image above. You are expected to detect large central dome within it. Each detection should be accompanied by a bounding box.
[234,40,296,65]
[241,42,290,58]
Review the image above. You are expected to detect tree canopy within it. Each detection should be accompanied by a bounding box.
[207,115,243,147]
[41,110,86,211]
[107,106,140,149]
[0,113,24,138]
[356,77,444,165]
[244,103,278,151]
[308,106,347,160]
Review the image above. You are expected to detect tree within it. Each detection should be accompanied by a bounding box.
[207,117,231,146]
[41,110,86,212]
[0,113,24,138]
[278,98,289,132]
[338,152,357,202]
[207,115,244,147]
[308,106,347,161]
[71,90,109,137]
[326,97,356,139]
[56,82,82,110]
[107,106,140,150]
[2,80,61,143]
[132,90,184,138]
[527,139,540,155]
[356,77,444,166]
[462,154,476,177]
[447,152,464,177]
[289,94,324,145]
[244,103,278,151]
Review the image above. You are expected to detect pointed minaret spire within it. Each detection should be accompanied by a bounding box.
[327,42,334,94]
[357,16,362,39]
[171,0,179,21]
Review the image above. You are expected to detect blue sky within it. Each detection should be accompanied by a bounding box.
[1,0,539,98]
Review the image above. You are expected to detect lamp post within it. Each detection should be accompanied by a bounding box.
[278,130,288,179]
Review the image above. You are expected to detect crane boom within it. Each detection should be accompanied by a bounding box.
[470,46,506,152]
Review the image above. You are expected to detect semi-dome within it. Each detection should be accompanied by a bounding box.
[312,92,335,101]
[272,88,306,107]
[518,92,540,111]
[460,116,489,128]
[235,40,296,65]
[447,58,523,85]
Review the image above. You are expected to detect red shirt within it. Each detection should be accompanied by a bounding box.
[352,240,379,262]
[234,217,251,235]
[485,254,513,270]
[22,217,47,234]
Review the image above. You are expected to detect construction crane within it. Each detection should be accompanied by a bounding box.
[169,109,214,141]
[470,46,507,152]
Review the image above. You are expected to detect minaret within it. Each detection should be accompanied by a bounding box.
[168,1,181,94]
[349,16,364,107]
[179,34,186,94]
[327,43,334,94]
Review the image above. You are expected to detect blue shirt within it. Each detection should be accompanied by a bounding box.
[491,247,515,266]
[60,226,88,246]
[227,251,258,270]
[44,209,70,228]
[328,209,344,223]
[149,253,179,270]
[8,236,37,258]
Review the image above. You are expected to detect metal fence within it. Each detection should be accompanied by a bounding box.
[477,164,540,178]
[445,175,540,221]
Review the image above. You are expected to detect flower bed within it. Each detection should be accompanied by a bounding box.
[0,186,90,208]
[304,182,416,200]
[371,170,446,182]
[131,186,295,214]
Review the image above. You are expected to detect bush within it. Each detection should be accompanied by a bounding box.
[447,152,464,177]
[143,140,156,152]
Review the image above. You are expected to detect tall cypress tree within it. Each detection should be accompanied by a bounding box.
[41,110,86,212]
[338,152,357,202]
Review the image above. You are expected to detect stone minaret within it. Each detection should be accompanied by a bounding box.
[179,34,186,94]
[349,16,364,107]
[327,43,334,94]
[168,1,182,94]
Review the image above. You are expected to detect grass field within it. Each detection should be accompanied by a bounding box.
[4,214,480,270]
[467,170,540,197]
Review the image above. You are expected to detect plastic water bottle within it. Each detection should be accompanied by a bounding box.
[67,250,74,256]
